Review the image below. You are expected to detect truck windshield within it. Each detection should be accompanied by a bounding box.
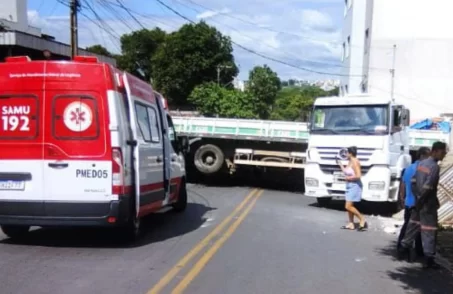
[310,104,389,135]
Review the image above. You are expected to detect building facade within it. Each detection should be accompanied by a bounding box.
[341,0,453,121]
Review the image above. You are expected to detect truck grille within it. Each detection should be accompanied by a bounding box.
[319,164,371,175]
[316,147,375,162]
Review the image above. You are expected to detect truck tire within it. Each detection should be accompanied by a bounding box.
[194,144,224,174]
[316,197,332,207]
[1,225,30,239]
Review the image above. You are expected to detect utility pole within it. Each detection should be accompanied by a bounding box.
[390,44,396,101]
[70,0,81,58]
[217,64,232,85]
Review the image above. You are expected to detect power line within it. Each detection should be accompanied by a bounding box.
[173,0,388,72]
[179,0,390,51]
[154,0,362,77]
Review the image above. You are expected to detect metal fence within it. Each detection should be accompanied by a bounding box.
[437,160,453,227]
[392,154,453,227]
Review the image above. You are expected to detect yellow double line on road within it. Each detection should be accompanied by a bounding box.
[147,188,263,294]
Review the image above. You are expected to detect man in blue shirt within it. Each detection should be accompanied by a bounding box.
[397,147,430,253]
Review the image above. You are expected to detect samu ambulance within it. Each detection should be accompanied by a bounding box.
[0,55,189,241]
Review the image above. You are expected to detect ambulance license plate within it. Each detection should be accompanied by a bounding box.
[0,180,25,190]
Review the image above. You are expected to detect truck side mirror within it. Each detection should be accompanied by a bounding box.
[392,109,401,127]
[401,109,410,126]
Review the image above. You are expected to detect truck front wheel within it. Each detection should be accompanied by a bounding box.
[194,144,225,174]
[316,197,332,207]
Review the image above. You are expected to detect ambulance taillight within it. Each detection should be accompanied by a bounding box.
[112,148,124,195]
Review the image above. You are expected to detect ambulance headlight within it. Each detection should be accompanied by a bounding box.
[368,181,385,190]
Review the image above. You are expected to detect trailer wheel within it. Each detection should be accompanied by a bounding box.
[194,144,224,174]
[1,225,30,239]
[316,197,332,207]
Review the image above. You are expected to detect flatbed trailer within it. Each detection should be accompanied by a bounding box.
[173,117,450,176]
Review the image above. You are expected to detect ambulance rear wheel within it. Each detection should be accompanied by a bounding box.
[121,211,141,242]
[1,225,30,239]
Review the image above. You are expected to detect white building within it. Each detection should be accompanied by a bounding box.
[341,0,453,121]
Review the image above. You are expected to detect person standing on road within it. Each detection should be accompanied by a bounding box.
[396,147,431,253]
[398,141,447,269]
[337,146,367,231]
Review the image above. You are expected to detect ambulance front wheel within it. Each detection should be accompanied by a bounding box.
[1,225,30,239]
[172,180,187,213]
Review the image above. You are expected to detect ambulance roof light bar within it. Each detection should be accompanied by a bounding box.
[5,56,31,62]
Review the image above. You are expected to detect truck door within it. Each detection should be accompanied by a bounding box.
[123,75,165,216]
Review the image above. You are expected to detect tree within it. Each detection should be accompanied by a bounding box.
[85,45,113,57]
[271,86,329,121]
[118,28,167,81]
[151,21,238,106]
[247,65,281,119]
[189,82,258,119]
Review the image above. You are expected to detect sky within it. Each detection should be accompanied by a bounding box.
[27,0,345,80]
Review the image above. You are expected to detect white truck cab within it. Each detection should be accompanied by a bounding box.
[304,94,412,206]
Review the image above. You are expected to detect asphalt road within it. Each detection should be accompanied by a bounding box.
[1,184,453,294]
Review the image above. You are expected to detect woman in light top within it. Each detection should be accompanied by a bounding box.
[337,146,367,231]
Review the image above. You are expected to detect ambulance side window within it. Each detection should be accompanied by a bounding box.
[134,103,152,142]
[147,107,160,143]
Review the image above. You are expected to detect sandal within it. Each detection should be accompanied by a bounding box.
[341,224,355,230]
[357,221,368,231]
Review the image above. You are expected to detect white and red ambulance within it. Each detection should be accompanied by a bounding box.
[0,55,189,240]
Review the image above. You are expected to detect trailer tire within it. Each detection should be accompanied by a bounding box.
[316,197,332,207]
[194,144,224,174]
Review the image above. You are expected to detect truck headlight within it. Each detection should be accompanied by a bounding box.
[369,181,385,190]
[305,178,319,187]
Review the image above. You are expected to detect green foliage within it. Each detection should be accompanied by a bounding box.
[188,82,258,119]
[118,28,167,82]
[85,45,113,57]
[246,65,281,119]
[151,21,238,106]
[271,86,337,121]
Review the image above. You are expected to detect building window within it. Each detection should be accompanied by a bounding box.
[364,29,369,54]
[347,36,351,56]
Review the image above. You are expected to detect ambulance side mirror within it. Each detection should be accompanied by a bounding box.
[178,136,190,154]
